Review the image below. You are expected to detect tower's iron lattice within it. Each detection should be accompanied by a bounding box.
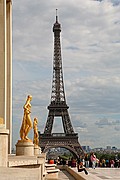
[39,11,84,158]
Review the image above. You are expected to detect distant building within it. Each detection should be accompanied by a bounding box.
[106,146,111,150]
[112,146,117,150]
[82,146,91,152]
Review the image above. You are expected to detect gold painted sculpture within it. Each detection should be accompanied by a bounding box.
[33,117,39,146]
[0,117,4,124]
[20,95,32,141]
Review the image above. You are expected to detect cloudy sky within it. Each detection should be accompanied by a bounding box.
[12,0,120,150]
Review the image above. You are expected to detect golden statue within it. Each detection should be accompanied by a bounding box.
[20,95,32,141]
[0,117,4,124]
[33,117,39,146]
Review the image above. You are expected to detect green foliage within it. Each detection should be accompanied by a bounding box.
[89,152,120,161]
[118,153,120,159]
[59,152,73,160]
[59,155,69,160]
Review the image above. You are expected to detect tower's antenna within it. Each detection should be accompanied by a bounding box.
[56,8,58,22]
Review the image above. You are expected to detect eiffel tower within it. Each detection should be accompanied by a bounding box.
[39,10,84,158]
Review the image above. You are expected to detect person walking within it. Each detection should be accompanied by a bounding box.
[110,159,115,168]
[90,152,96,169]
[85,154,89,168]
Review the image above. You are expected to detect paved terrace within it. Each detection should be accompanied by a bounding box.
[64,167,120,180]
[58,170,75,180]
[0,166,120,179]
[88,168,120,180]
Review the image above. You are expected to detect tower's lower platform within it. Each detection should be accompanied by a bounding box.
[39,133,84,158]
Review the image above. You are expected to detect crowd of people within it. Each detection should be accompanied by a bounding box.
[53,153,120,168]
[50,152,120,175]
[77,152,120,175]
[78,153,120,169]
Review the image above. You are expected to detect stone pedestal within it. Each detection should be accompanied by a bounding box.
[0,126,9,167]
[34,145,41,155]
[16,140,34,156]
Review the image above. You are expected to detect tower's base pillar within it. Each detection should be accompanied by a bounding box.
[0,125,9,167]
[34,145,41,155]
[16,140,34,156]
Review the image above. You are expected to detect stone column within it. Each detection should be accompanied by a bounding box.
[0,0,12,154]
[0,0,6,125]
[6,0,12,154]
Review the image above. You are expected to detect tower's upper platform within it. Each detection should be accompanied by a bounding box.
[53,9,61,32]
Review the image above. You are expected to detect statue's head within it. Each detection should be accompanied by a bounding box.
[27,95,32,100]
[34,117,38,123]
